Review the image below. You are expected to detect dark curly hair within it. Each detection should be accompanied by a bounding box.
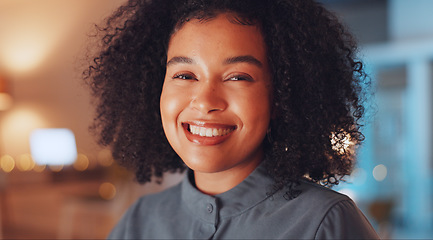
[84,0,368,194]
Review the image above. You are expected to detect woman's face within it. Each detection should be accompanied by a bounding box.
[160,14,272,179]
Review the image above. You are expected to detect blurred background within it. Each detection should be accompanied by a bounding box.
[0,0,432,239]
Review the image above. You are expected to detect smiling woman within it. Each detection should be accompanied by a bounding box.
[161,15,272,194]
[84,0,378,239]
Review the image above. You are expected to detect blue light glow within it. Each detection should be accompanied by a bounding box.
[29,128,77,166]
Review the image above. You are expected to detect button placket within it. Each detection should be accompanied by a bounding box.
[198,198,218,229]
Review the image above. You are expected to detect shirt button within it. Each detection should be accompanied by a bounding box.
[207,203,213,213]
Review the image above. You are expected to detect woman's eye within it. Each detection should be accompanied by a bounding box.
[173,73,196,80]
[226,74,253,82]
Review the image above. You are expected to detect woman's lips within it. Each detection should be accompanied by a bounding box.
[182,122,236,145]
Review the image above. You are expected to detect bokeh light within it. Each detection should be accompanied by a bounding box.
[33,164,46,172]
[0,0,80,73]
[73,153,89,171]
[16,153,35,171]
[373,164,388,182]
[30,128,77,166]
[98,182,116,200]
[1,154,15,172]
[0,106,47,158]
[48,165,63,172]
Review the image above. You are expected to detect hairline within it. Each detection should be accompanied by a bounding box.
[171,10,261,37]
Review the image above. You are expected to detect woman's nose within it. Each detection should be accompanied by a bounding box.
[190,82,227,114]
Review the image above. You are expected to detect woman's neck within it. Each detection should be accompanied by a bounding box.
[193,154,263,195]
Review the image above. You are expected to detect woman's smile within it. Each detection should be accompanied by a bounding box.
[182,121,237,145]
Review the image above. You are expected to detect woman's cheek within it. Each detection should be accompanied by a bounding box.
[160,84,189,129]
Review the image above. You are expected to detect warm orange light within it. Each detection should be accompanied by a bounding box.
[99,182,116,200]
[33,164,46,172]
[0,106,47,158]
[1,155,15,173]
[16,153,35,171]
[73,153,89,171]
[49,165,63,172]
[0,1,79,73]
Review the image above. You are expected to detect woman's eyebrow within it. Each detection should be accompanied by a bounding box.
[166,56,195,66]
[224,55,263,68]
[166,55,263,68]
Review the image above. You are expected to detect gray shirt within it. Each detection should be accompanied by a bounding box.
[109,164,379,239]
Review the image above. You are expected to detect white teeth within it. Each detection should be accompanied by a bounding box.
[188,125,234,137]
[200,127,206,136]
[205,128,213,137]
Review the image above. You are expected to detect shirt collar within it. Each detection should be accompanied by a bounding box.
[180,163,275,220]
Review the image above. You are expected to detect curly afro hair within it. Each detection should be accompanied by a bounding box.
[84,0,368,193]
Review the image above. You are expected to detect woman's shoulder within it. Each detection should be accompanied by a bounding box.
[297,179,351,204]
[268,179,354,214]
[286,180,361,222]
[286,180,379,239]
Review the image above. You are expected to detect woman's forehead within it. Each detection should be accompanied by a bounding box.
[172,11,261,37]
[168,13,266,56]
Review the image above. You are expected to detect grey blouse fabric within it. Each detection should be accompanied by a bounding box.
[108,164,379,239]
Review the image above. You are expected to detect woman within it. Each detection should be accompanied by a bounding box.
[85,0,379,238]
